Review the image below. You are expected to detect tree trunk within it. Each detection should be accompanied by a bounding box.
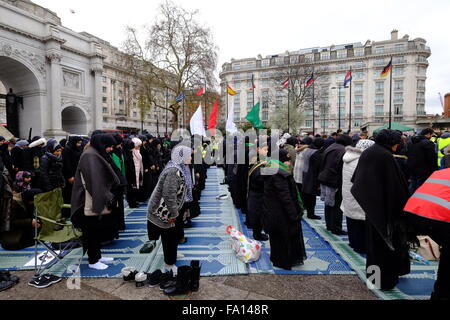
[171,109,179,132]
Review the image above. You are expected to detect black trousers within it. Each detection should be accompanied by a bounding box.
[407,214,450,299]
[346,217,367,254]
[126,186,138,208]
[81,216,104,265]
[324,189,343,233]
[301,193,317,218]
[147,221,179,265]
[247,191,264,236]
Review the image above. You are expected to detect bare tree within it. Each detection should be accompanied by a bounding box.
[122,1,218,131]
[270,62,328,133]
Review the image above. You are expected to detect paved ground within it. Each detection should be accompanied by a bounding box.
[0,270,378,300]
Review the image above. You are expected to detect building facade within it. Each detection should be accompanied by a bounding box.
[219,30,431,134]
[0,0,173,139]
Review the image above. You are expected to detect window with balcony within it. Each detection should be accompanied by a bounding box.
[374,46,384,54]
[375,59,386,67]
[246,62,255,69]
[262,80,269,88]
[305,54,314,63]
[337,50,347,59]
[321,52,330,60]
[418,66,427,75]
[355,72,364,79]
[394,104,403,115]
[376,81,384,92]
[354,119,362,127]
[234,81,241,89]
[339,95,346,105]
[417,55,428,63]
[102,86,107,93]
[417,79,426,90]
[394,80,404,90]
[393,92,404,103]
[262,102,269,109]
[102,97,107,103]
[394,67,405,76]
[354,61,366,69]
[354,48,364,57]
[394,44,405,52]
[232,73,241,80]
[305,120,313,127]
[276,57,285,65]
[355,107,363,116]
[375,94,384,104]
[234,112,240,121]
[262,111,269,121]
[102,76,107,83]
[290,56,299,64]
[232,63,241,70]
[102,107,108,114]
[417,104,426,115]
[247,92,254,101]
[354,95,363,105]
[375,105,384,116]
[417,91,425,102]
[337,63,347,70]
[393,56,406,64]
[355,83,363,93]
[261,59,270,67]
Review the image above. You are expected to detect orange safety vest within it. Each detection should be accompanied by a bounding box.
[404,169,450,223]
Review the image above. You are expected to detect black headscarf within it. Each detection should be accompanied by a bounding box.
[375,129,402,152]
[90,134,116,164]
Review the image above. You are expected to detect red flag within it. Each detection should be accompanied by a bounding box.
[282,78,289,89]
[195,88,204,96]
[208,99,219,134]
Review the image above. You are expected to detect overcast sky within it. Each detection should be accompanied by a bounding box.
[34,0,450,114]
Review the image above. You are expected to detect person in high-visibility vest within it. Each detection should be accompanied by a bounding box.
[404,168,450,300]
[437,132,450,168]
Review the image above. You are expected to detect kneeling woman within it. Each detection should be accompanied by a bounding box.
[263,149,307,270]
[147,145,193,277]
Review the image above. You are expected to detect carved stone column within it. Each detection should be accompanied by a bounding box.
[44,51,66,139]
[91,66,104,131]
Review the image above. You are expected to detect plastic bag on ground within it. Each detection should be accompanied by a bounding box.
[226,225,261,264]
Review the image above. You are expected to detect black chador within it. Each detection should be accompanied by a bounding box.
[351,131,411,291]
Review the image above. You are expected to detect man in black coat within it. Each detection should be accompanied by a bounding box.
[351,129,411,291]
[318,134,353,235]
[406,128,438,193]
[62,136,83,217]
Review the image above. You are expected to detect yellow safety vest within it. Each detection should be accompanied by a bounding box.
[437,137,450,166]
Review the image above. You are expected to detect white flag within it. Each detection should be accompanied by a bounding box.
[190,103,206,136]
[226,104,237,134]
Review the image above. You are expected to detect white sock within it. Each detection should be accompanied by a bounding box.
[89,262,108,270]
[164,264,178,276]
[99,257,114,263]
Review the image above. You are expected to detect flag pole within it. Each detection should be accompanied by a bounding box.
[312,69,315,136]
[165,87,168,136]
[389,57,393,130]
[348,67,352,134]
[288,77,290,133]
[182,90,185,129]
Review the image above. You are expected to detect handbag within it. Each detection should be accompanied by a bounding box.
[80,173,112,217]
[416,236,441,261]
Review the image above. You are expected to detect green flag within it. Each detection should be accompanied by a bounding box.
[245,102,263,129]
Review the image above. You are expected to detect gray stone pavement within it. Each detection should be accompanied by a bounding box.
[0,270,378,300]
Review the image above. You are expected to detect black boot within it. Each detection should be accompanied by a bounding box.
[190,260,201,292]
[163,266,192,296]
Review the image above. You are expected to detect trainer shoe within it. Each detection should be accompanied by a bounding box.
[135,272,148,288]
[147,270,163,288]
[159,270,176,290]
[0,280,15,292]
[43,274,62,285]
[139,241,156,254]
[27,276,53,289]
[121,267,138,282]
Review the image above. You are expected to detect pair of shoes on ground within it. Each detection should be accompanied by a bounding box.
[0,271,20,292]
[161,261,202,296]
[89,257,114,270]
[27,274,61,289]
[140,241,157,254]
[121,267,149,288]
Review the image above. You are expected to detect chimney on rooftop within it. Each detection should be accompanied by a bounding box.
[445,93,450,117]
[391,29,399,40]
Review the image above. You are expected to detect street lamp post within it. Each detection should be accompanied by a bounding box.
[331,85,349,133]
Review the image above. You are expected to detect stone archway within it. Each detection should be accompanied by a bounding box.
[61,106,88,135]
[0,55,45,138]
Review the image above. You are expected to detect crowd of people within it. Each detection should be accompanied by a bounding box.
[224,128,449,300]
[0,126,449,299]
